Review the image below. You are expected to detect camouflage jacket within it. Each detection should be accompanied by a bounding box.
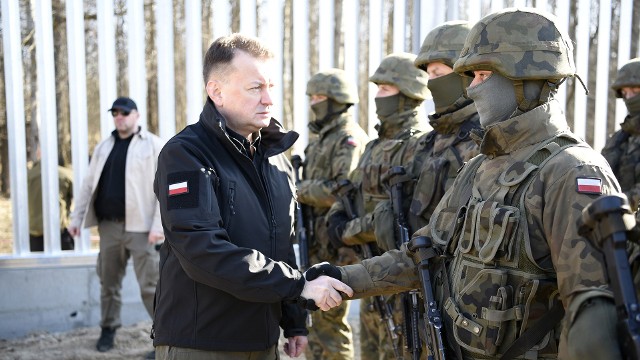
[339,99,621,359]
[327,108,427,247]
[372,103,481,252]
[408,103,481,232]
[297,112,368,263]
[601,113,640,210]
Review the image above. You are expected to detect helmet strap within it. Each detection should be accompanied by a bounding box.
[513,80,540,112]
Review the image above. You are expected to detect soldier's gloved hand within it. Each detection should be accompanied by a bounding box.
[299,275,353,312]
[567,297,622,360]
[304,262,342,282]
[327,211,350,248]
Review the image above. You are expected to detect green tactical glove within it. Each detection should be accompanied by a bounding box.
[567,297,622,360]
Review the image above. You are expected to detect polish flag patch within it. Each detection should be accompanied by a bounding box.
[576,177,602,194]
[168,181,189,196]
[345,136,358,147]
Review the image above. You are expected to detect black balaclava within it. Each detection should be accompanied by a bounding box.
[309,99,349,133]
[375,93,401,119]
[427,72,466,113]
[624,93,640,115]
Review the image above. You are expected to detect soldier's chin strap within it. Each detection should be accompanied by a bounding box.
[513,76,588,113]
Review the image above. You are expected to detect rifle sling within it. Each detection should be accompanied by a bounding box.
[499,301,564,360]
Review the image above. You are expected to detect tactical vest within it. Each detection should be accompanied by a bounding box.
[602,129,639,192]
[408,112,480,232]
[430,133,585,359]
[351,128,423,215]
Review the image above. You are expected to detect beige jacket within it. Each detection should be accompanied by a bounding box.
[70,128,165,233]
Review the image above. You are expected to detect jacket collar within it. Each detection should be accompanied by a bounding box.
[111,126,145,140]
[428,102,478,135]
[199,97,299,157]
[318,113,352,138]
[478,99,569,157]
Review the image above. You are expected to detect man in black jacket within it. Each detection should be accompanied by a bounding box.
[152,33,352,359]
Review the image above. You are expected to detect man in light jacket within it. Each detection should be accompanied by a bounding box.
[68,96,165,355]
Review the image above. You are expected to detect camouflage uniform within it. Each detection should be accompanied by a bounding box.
[327,53,429,360]
[400,21,481,236]
[299,69,368,360]
[602,58,640,210]
[336,8,622,360]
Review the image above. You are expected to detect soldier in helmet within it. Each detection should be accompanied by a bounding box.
[372,21,482,250]
[297,68,368,360]
[602,58,640,211]
[326,52,430,360]
[308,8,623,360]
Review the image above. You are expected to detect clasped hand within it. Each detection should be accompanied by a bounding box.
[300,264,352,311]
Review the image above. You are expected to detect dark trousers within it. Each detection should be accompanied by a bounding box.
[30,228,75,252]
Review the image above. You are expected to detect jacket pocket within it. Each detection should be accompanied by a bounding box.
[446,267,512,356]
[459,200,519,264]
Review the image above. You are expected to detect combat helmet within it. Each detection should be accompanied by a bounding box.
[453,8,575,81]
[415,20,472,70]
[306,68,359,104]
[370,53,430,100]
[611,58,640,98]
[453,7,576,110]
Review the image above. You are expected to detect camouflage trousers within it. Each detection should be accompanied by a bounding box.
[360,294,428,360]
[305,241,355,360]
[304,299,354,360]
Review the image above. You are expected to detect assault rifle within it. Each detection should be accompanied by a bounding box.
[291,155,310,271]
[332,179,403,360]
[385,166,423,360]
[577,194,640,360]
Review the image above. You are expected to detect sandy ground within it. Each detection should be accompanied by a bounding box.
[0,303,362,360]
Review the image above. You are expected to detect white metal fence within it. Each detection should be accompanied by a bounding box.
[1,0,639,259]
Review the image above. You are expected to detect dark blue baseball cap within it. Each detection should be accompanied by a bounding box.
[107,97,137,112]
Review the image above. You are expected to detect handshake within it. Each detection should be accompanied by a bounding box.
[299,262,353,311]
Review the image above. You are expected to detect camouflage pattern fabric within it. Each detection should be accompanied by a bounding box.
[610,57,640,98]
[338,99,621,359]
[369,53,431,101]
[415,20,471,69]
[602,114,640,211]
[306,68,359,104]
[325,95,426,359]
[406,104,481,233]
[297,111,368,360]
[329,113,426,247]
[453,8,575,81]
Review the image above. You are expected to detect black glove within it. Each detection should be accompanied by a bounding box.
[327,211,350,248]
[304,261,342,281]
[297,297,320,311]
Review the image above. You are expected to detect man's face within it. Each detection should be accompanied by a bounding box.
[426,62,454,80]
[621,86,640,99]
[375,84,400,98]
[111,109,139,138]
[469,70,493,88]
[207,51,275,138]
[310,94,328,105]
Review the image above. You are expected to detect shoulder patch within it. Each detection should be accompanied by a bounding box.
[345,136,358,147]
[167,171,200,210]
[576,177,602,195]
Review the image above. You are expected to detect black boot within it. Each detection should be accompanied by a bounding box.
[96,327,116,352]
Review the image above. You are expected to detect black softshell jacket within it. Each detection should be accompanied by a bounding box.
[152,98,307,351]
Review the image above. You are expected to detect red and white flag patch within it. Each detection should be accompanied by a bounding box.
[576,177,602,194]
[345,136,358,147]
[168,181,189,196]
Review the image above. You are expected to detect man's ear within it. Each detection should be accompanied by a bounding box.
[206,80,223,106]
